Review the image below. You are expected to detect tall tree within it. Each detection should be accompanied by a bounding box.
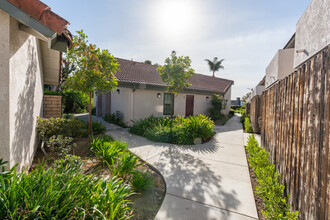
[204,57,224,77]
[157,51,195,116]
[144,60,152,64]
[65,30,120,134]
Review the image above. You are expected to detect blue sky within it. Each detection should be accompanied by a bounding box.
[43,0,311,98]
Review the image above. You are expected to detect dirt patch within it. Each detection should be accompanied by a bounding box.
[245,148,266,220]
[30,139,166,219]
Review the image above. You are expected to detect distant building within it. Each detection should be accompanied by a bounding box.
[231,97,243,106]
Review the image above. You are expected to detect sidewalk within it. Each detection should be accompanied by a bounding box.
[77,114,258,220]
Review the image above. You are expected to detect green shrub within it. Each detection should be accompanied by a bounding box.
[0,160,134,219]
[62,90,89,113]
[229,110,235,116]
[90,137,127,165]
[230,105,242,110]
[209,94,225,120]
[53,154,83,173]
[46,135,76,157]
[244,116,253,133]
[44,90,61,96]
[104,113,128,128]
[246,135,298,219]
[177,115,215,145]
[36,117,87,140]
[130,115,215,145]
[108,152,143,179]
[131,170,155,192]
[88,121,106,135]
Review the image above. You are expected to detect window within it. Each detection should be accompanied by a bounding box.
[163,93,174,115]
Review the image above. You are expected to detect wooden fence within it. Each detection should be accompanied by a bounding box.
[260,45,329,220]
[250,95,262,134]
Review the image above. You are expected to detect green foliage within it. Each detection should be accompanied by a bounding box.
[62,90,89,113]
[131,170,155,192]
[108,152,143,179]
[231,105,245,114]
[0,160,134,219]
[229,110,235,116]
[144,60,152,64]
[90,137,127,165]
[157,51,195,95]
[246,135,299,219]
[36,117,87,140]
[204,57,224,77]
[64,30,120,134]
[87,121,106,135]
[244,116,253,133]
[43,90,61,96]
[46,135,76,157]
[209,94,225,121]
[130,115,215,145]
[104,113,128,128]
[53,154,83,173]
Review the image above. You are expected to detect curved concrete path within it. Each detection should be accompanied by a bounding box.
[77,114,258,220]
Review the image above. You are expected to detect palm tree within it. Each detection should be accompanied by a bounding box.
[204,57,224,77]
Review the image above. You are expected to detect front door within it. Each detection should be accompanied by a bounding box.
[185,95,194,117]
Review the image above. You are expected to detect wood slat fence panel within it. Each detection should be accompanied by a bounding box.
[260,45,330,220]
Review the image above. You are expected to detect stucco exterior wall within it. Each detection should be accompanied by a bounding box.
[8,17,44,171]
[294,0,330,67]
[110,87,133,124]
[107,86,232,125]
[251,85,265,98]
[265,49,294,89]
[39,40,60,85]
[0,9,10,167]
[223,87,231,115]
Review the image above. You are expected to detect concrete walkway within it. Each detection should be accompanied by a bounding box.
[77,114,258,220]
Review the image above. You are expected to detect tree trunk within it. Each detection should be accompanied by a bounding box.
[212,70,215,77]
[88,91,92,135]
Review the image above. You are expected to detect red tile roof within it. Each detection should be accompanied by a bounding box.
[116,58,234,94]
[8,0,69,35]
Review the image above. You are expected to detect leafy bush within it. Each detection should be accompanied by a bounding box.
[44,90,61,96]
[0,160,134,219]
[246,135,298,219]
[53,154,83,173]
[36,117,86,140]
[46,135,76,157]
[230,105,242,110]
[108,152,143,180]
[104,113,128,128]
[131,170,155,192]
[209,94,225,120]
[244,116,253,133]
[90,137,127,165]
[130,115,215,145]
[37,117,104,140]
[229,110,235,116]
[87,121,106,135]
[62,90,89,113]
[177,115,215,145]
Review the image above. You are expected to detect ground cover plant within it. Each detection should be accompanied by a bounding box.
[244,115,253,133]
[0,159,133,219]
[104,113,128,128]
[129,115,215,145]
[245,135,298,219]
[2,116,165,219]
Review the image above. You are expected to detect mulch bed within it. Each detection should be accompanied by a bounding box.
[30,138,166,220]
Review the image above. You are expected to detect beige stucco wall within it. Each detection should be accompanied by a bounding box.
[107,86,232,125]
[251,85,265,98]
[0,9,10,166]
[265,48,294,89]
[39,40,60,85]
[8,17,44,171]
[294,0,330,67]
[223,87,231,115]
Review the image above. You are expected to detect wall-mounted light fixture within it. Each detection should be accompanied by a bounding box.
[157,93,161,98]
[117,89,120,94]
[206,96,209,101]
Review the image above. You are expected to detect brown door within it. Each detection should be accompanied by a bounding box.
[185,95,194,117]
